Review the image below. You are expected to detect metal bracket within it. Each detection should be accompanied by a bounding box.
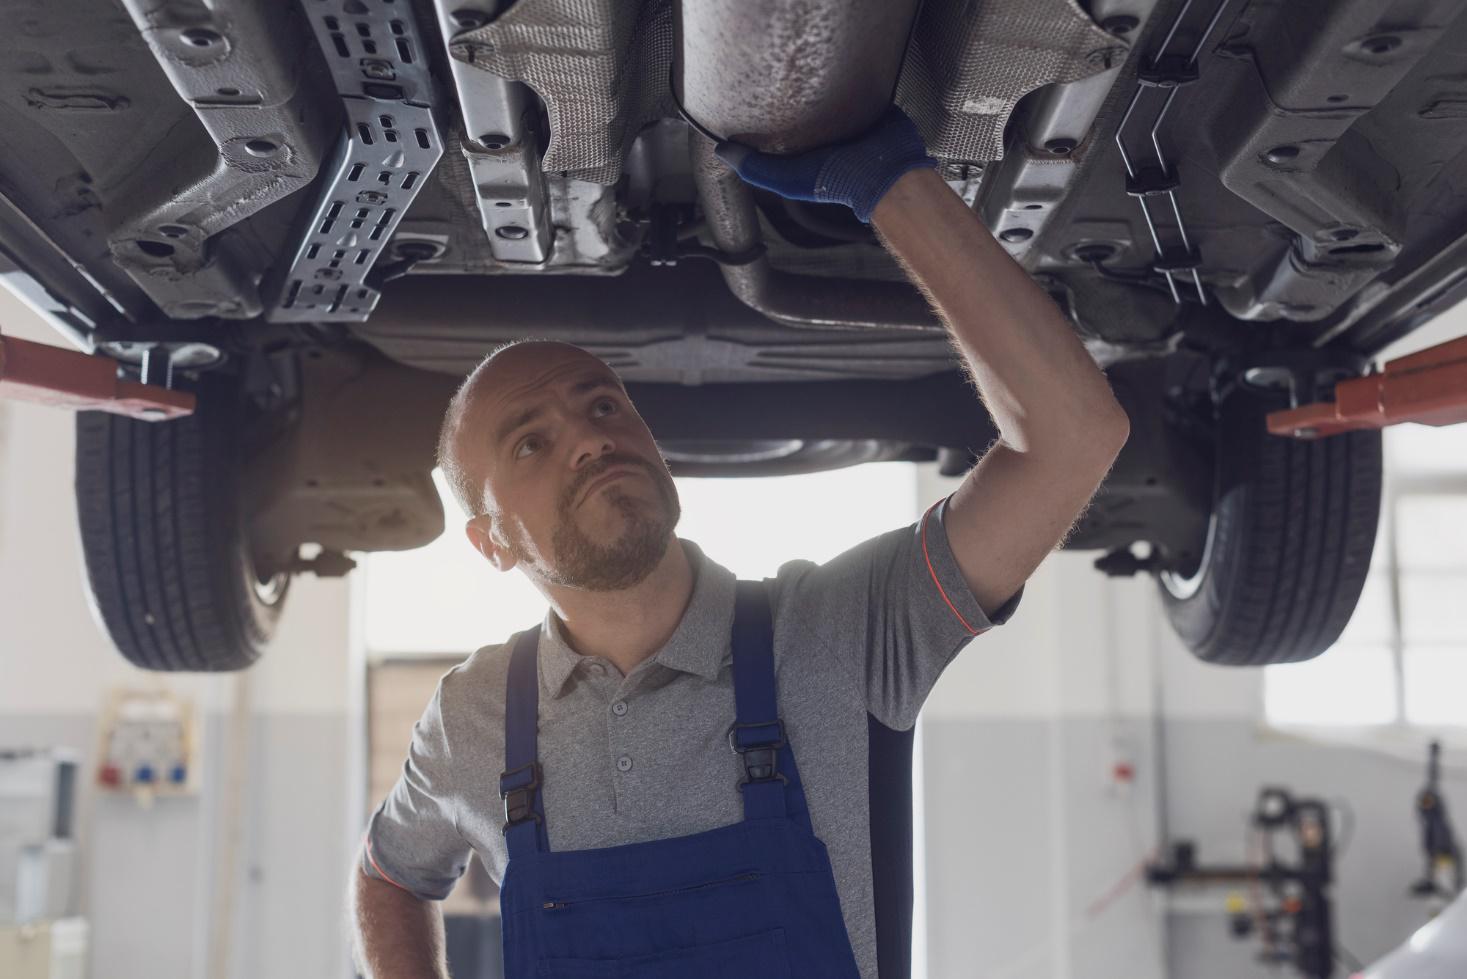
[1113,0,1234,305]
[430,0,553,264]
[265,0,445,322]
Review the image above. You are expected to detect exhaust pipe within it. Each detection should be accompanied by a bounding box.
[677,0,938,332]
[690,136,937,331]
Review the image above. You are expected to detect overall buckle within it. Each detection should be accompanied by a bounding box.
[499,761,542,832]
[728,720,787,785]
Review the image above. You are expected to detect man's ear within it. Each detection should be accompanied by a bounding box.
[464,514,517,573]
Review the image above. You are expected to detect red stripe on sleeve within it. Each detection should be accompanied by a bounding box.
[921,500,981,636]
[361,832,415,895]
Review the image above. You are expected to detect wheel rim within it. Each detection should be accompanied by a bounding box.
[252,569,290,606]
[1159,509,1217,601]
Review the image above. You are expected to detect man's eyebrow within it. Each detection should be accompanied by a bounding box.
[570,375,622,397]
[495,404,544,448]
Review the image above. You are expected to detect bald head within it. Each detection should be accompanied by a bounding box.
[437,340,624,516]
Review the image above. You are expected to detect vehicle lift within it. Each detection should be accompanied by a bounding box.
[1264,334,1467,438]
[0,333,192,420]
[4,318,1466,430]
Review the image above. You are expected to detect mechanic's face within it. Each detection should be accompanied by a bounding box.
[463,344,681,591]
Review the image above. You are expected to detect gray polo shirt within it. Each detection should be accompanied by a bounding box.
[363,496,1019,978]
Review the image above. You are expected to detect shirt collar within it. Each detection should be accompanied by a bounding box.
[536,539,737,698]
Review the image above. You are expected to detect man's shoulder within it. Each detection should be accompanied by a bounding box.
[436,627,534,723]
[767,521,916,605]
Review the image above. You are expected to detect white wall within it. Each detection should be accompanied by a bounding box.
[919,465,1168,979]
[0,288,360,979]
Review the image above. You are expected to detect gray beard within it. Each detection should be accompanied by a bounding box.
[514,457,682,592]
[546,491,676,591]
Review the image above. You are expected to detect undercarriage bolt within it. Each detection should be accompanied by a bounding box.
[1044,138,1077,156]
[450,8,489,31]
[1264,144,1300,164]
[479,132,511,150]
[1101,15,1139,36]
[180,27,222,48]
[496,225,529,240]
[1360,34,1401,55]
[999,227,1034,243]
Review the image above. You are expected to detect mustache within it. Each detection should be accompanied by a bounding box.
[561,453,664,510]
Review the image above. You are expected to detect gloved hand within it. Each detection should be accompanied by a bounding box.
[714,106,937,224]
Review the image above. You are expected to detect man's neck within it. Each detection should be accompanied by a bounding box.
[545,538,696,676]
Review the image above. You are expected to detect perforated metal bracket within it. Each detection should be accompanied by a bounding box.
[430,0,552,264]
[1113,0,1233,305]
[266,0,445,322]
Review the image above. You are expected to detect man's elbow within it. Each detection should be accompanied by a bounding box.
[1064,399,1130,464]
[1096,403,1130,455]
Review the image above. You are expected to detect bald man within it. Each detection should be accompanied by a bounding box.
[351,110,1130,979]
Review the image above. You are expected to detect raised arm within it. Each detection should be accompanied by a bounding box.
[869,167,1129,613]
[717,108,1129,615]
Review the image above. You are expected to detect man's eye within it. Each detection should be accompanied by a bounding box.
[514,436,542,459]
[593,398,617,417]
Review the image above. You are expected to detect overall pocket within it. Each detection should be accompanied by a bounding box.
[536,928,790,979]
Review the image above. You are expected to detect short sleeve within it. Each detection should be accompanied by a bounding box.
[361,682,472,901]
[772,494,1022,730]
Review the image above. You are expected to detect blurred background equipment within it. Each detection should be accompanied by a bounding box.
[93,690,195,800]
[0,749,87,978]
[1147,786,1346,979]
[1411,741,1462,907]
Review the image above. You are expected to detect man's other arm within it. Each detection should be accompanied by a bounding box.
[350,859,450,979]
[871,167,1130,614]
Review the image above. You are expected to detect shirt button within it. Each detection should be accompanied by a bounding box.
[587,661,606,677]
[611,701,628,717]
[616,755,633,773]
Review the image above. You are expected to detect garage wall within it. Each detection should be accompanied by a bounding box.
[918,465,1169,979]
[0,291,361,979]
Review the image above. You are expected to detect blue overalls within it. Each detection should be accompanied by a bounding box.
[497,581,863,978]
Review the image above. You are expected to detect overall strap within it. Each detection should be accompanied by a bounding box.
[731,580,812,832]
[500,625,547,860]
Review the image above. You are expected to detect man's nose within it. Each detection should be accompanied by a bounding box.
[569,422,616,469]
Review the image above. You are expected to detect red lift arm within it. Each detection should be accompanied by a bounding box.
[1267,335,1467,439]
[0,333,194,421]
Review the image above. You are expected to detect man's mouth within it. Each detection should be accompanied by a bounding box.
[579,467,641,505]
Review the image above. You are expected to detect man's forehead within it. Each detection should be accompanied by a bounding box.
[468,344,622,427]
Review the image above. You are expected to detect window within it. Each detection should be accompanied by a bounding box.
[1264,423,1467,727]
[362,463,920,657]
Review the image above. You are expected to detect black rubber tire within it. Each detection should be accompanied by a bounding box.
[1159,387,1383,666]
[74,379,289,672]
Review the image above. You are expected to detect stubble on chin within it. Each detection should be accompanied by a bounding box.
[545,470,681,592]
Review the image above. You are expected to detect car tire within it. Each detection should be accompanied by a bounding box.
[74,378,290,672]
[1158,386,1383,666]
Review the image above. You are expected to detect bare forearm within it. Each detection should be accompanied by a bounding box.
[871,167,1128,456]
[351,869,450,979]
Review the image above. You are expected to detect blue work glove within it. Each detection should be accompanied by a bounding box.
[714,106,937,224]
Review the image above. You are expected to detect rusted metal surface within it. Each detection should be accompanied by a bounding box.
[1267,335,1467,438]
[674,0,921,153]
[0,334,194,420]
